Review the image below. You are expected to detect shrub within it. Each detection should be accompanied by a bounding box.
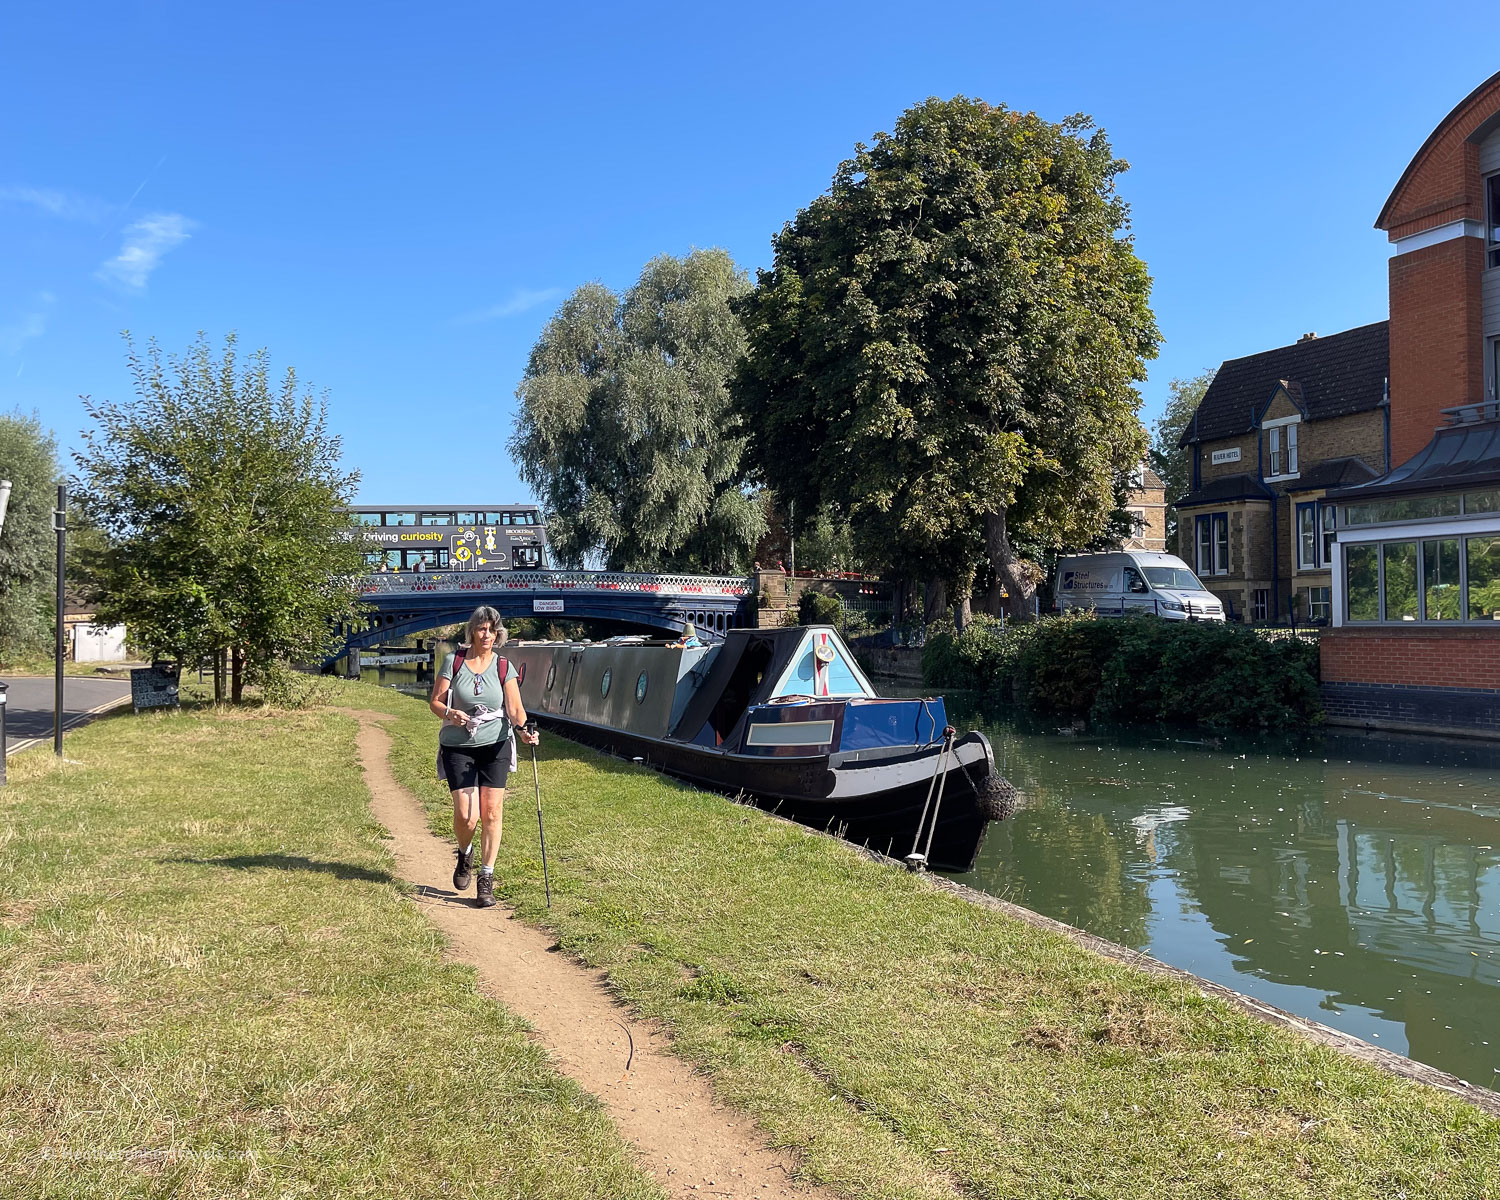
[797,591,842,626]
[926,612,1321,731]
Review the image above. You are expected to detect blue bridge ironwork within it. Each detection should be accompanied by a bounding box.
[330,569,755,667]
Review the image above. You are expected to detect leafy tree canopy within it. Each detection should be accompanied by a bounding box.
[0,411,60,661]
[510,249,766,574]
[74,334,366,697]
[735,96,1160,617]
[1150,368,1215,539]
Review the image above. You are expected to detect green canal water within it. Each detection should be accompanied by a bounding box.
[940,693,1500,1086]
[370,656,1499,1084]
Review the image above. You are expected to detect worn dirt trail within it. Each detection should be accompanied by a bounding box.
[343,710,838,1200]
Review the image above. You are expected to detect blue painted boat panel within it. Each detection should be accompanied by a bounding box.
[838,698,946,751]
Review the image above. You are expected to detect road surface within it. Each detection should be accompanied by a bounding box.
[2,675,133,754]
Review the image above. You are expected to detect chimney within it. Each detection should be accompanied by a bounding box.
[1297,332,1318,342]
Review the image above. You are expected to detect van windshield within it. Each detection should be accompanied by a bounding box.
[1144,566,1207,591]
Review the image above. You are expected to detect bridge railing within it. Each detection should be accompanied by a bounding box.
[357,569,753,598]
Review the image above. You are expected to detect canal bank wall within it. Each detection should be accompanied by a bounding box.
[1321,627,1500,740]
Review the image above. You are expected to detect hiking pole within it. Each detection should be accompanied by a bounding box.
[526,721,551,907]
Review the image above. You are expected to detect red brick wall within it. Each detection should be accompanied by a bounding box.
[1321,626,1500,690]
[1378,72,1500,239]
[1387,235,1484,465]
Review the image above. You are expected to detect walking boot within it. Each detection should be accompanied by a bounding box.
[474,871,496,908]
[452,845,473,892]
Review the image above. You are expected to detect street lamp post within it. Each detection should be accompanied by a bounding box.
[54,485,66,756]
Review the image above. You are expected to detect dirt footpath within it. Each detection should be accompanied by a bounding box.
[344,710,839,1200]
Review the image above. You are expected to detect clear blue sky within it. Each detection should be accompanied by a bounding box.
[1,2,1491,506]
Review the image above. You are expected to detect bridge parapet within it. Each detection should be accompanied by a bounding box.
[357,569,752,599]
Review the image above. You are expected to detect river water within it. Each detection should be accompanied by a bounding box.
[370,651,1500,1084]
[940,694,1500,1086]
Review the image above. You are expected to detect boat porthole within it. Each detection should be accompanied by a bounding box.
[636,670,648,703]
[601,668,612,699]
[545,662,556,692]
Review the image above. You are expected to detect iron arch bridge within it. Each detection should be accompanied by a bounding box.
[328,569,755,668]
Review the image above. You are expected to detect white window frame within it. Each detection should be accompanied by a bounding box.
[1263,414,1301,481]
[1308,586,1331,624]
[1295,502,1319,570]
[1331,513,1500,626]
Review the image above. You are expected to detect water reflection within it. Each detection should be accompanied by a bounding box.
[946,700,1500,1083]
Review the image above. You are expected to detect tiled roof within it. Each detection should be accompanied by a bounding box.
[1180,322,1389,447]
[1174,473,1275,509]
[1285,456,1381,493]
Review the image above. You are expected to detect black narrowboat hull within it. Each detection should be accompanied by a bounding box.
[532,711,1000,873]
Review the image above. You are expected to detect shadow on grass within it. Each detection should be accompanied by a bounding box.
[166,853,396,885]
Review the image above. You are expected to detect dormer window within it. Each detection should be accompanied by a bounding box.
[1265,417,1300,479]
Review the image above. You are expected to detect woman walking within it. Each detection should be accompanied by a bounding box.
[430,606,539,907]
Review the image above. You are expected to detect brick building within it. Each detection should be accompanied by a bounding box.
[1312,73,1500,736]
[1121,465,1167,552]
[1173,324,1389,623]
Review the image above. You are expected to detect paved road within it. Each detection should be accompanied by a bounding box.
[2,676,133,753]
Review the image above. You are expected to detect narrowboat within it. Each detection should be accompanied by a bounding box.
[508,625,1015,872]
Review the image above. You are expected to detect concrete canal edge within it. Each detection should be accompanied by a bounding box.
[920,872,1500,1118]
[709,773,1500,1119]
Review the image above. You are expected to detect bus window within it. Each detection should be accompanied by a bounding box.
[456,512,477,525]
[435,548,450,569]
[383,550,402,570]
[514,547,541,568]
[355,512,382,526]
[420,512,454,526]
[501,513,513,525]
[385,512,416,526]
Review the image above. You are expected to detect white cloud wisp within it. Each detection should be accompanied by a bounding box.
[456,287,563,324]
[0,292,57,356]
[97,212,196,292]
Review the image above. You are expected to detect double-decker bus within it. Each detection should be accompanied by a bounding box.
[351,505,549,573]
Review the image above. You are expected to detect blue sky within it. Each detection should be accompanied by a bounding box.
[1,2,1491,506]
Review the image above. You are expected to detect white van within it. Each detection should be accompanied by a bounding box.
[1054,551,1225,621]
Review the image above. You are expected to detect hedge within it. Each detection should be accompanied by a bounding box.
[922,612,1322,731]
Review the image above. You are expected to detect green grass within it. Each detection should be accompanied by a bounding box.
[353,680,1500,1200]
[0,701,665,1200]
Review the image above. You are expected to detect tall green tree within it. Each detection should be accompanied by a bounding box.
[735,97,1160,620]
[0,411,60,661]
[74,334,367,700]
[1150,368,1215,541]
[510,249,766,573]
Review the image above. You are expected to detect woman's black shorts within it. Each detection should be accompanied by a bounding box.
[440,739,512,791]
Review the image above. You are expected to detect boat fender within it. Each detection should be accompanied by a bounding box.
[977,773,1019,822]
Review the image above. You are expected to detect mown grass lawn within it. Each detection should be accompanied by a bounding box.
[359,680,1500,1200]
[0,700,665,1200]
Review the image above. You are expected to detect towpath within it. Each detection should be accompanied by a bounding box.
[343,709,844,1200]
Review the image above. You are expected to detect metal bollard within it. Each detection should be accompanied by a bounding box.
[0,680,8,786]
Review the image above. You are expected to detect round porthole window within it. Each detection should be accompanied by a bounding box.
[545,662,556,692]
[600,667,612,698]
[636,670,649,703]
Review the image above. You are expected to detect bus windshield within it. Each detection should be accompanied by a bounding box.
[1143,566,1207,591]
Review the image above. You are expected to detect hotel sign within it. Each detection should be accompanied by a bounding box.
[1211,448,1242,465]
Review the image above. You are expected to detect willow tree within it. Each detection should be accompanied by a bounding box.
[510,249,764,573]
[735,97,1160,618]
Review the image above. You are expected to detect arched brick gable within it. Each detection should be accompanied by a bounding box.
[1377,69,1500,239]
